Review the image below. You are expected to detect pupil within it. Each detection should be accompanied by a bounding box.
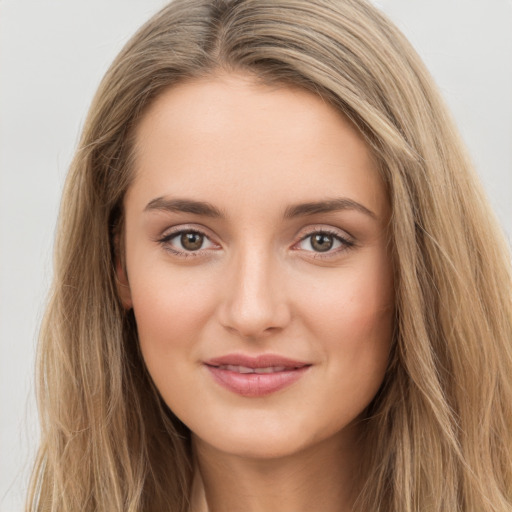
[181,232,203,251]
[311,233,333,252]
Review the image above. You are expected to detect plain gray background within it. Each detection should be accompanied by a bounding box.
[1,1,511,510]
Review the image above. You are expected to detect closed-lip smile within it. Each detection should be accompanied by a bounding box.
[204,354,311,397]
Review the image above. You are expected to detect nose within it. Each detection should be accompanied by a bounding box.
[217,246,292,339]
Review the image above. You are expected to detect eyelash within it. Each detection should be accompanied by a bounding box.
[157,226,355,259]
[157,227,217,258]
[295,228,355,259]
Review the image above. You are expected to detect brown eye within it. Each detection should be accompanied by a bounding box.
[159,228,217,256]
[296,229,353,256]
[310,233,334,252]
[180,232,204,251]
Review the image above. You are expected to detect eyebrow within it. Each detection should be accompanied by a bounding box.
[284,198,376,219]
[144,197,224,217]
[144,196,376,220]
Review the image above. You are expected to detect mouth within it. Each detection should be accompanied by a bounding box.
[211,364,299,374]
[204,354,311,397]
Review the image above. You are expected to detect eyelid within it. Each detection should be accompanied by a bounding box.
[292,225,356,256]
[157,224,221,256]
[158,222,217,239]
[155,223,355,258]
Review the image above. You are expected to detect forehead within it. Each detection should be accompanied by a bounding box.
[129,73,388,220]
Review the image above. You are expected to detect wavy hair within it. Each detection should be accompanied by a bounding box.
[28,0,512,510]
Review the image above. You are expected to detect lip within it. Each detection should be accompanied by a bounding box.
[204,353,311,397]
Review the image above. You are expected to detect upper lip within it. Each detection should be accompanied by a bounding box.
[204,353,310,369]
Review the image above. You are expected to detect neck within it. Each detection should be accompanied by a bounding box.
[189,430,361,512]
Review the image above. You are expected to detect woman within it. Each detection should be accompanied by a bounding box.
[28,0,512,511]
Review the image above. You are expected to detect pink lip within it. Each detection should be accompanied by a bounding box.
[204,353,311,397]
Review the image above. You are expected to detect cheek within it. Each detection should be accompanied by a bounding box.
[128,267,221,416]
[296,255,394,399]
[128,265,218,358]
[300,253,393,345]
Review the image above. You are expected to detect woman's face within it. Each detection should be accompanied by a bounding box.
[120,73,394,460]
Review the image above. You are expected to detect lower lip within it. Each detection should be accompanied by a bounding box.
[205,365,310,397]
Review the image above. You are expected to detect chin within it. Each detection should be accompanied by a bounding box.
[190,412,347,462]
[194,431,311,461]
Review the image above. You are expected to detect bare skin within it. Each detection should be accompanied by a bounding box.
[118,72,394,512]
[190,422,361,512]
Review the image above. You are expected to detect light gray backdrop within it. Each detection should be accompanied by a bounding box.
[1,1,511,510]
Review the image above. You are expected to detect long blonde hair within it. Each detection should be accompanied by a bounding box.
[28,0,512,510]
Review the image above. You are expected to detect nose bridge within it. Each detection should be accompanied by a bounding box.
[219,239,289,338]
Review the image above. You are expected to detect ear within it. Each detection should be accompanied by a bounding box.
[116,259,133,309]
